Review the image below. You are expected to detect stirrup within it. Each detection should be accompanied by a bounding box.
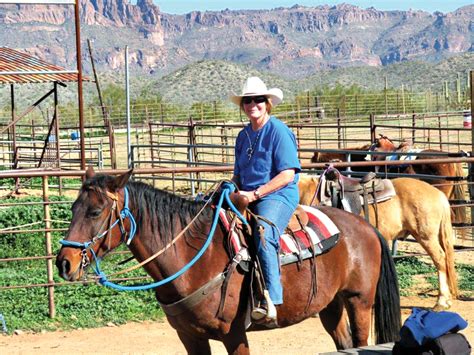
[251,307,278,328]
[251,306,269,321]
[251,290,278,325]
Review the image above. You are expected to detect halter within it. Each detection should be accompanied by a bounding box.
[59,187,137,272]
[60,182,246,291]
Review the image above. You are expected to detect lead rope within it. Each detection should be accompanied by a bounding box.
[98,181,247,291]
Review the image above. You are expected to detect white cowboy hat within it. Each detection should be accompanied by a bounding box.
[229,76,283,106]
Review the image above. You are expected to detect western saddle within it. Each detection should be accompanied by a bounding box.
[318,167,395,217]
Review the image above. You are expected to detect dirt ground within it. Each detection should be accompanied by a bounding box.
[1,296,473,355]
[1,244,473,354]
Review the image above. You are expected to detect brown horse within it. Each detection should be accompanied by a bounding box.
[56,168,400,354]
[311,144,374,172]
[372,135,466,224]
[299,174,458,311]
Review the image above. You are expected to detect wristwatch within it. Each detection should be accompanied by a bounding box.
[253,189,261,199]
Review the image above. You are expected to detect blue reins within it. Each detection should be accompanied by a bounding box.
[60,182,246,291]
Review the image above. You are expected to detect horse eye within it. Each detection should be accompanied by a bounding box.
[86,208,102,218]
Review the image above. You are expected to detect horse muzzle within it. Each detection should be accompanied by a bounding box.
[56,248,85,281]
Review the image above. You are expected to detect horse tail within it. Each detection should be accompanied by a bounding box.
[440,196,459,299]
[451,163,467,226]
[373,228,401,344]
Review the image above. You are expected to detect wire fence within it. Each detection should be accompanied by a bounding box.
[0,90,470,129]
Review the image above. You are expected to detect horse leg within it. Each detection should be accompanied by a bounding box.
[319,295,353,350]
[344,295,373,347]
[176,331,212,355]
[221,322,250,355]
[417,237,453,310]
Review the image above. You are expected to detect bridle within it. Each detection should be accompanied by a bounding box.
[59,187,137,273]
[59,181,247,291]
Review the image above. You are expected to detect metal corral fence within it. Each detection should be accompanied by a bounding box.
[131,111,472,170]
[0,89,468,172]
[0,121,116,174]
[129,111,474,239]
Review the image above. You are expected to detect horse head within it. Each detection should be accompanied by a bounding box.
[374,134,396,152]
[56,167,133,281]
[371,134,396,161]
[396,139,413,153]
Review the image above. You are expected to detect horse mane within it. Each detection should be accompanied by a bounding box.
[84,175,211,246]
[396,139,413,152]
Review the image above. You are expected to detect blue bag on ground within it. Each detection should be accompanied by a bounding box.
[400,307,468,347]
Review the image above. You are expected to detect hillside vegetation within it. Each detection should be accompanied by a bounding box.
[148,53,473,105]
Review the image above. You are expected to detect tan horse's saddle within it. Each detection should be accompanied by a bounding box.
[318,168,395,215]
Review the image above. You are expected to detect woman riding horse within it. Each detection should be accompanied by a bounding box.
[56,168,401,354]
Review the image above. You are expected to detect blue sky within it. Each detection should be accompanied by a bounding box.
[155,1,473,14]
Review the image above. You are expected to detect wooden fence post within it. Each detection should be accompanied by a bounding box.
[457,73,461,104]
[401,84,406,114]
[370,114,375,143]
[337,109,341,149]
[306,91,311,121]
[160,103,164,124]
[297,97,301,122]
[469,70,474,235]
[43,176,55,319]
[438,116,443,151]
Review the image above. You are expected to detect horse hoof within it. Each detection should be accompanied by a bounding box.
[432,303,451,311]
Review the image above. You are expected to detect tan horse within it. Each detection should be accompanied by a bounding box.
[299,175,458,310]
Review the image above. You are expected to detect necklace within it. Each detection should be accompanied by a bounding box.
[245,128,262,162]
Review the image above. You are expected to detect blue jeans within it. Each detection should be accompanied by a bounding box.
[251,199,295,305]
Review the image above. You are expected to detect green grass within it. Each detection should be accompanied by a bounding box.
[457,263,474,291]
[1,281,164,332]
[394,256,474,296]
[0,251,164,333]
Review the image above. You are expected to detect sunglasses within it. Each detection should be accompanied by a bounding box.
[242,96,267,105]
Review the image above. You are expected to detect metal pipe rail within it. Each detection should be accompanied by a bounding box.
[0,157,474,179]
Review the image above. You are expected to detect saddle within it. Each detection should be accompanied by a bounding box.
[228,192,249,216]
[318,168,395,216]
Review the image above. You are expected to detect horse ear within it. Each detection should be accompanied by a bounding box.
[85,166,95,179]
[112,169,133,190]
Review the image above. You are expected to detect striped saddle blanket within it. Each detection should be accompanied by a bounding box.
[220,205,340,266]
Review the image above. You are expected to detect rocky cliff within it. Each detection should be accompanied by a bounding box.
[0,1,472,78]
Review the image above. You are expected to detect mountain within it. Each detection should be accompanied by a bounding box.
[0,1,472,79]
